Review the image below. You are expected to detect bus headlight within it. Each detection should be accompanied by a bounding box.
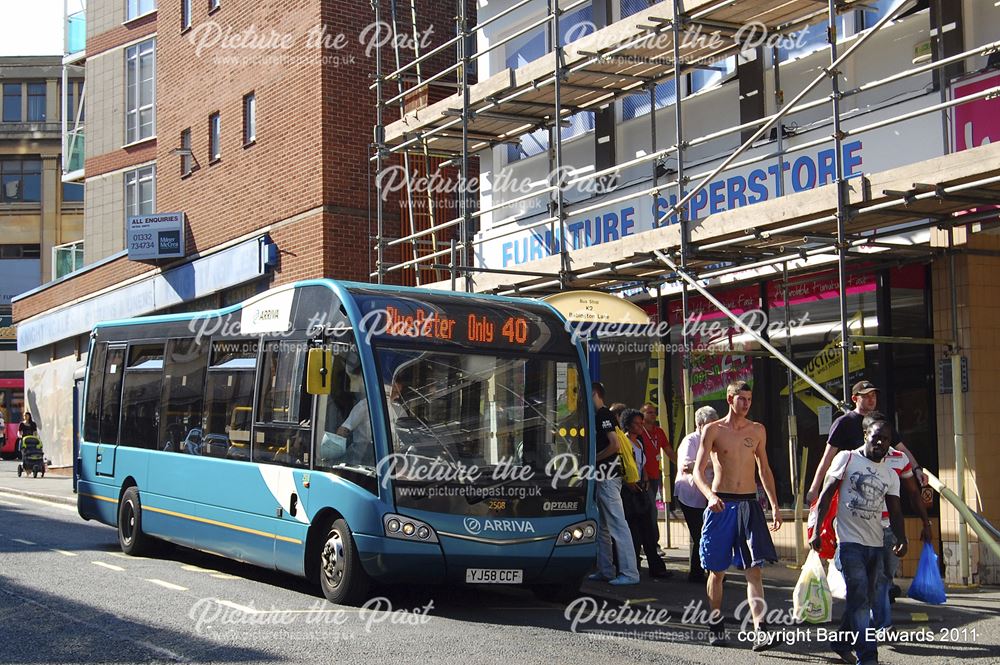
[382,513,439,543]
[555,520,598,547]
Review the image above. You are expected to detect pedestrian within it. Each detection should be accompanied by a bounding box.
[675,405,719,582]
[811,412,908,665]
[806,380,924,503]
[872,444,932,629]
[588,383,640,586]
[619,408,670,579]
[693,381,781,650]
[17,411,37,456]
[609,402,627,422]
[639,402,676,544]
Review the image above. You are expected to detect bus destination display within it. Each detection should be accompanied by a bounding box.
[381,305,532,346]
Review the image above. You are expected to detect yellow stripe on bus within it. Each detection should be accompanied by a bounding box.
[144,505,302,544]
[80,492,117,504]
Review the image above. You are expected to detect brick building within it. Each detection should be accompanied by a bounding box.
[12,0,465,466]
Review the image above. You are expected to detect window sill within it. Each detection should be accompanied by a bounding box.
[208,157,222,166]
[242,139,256,149]
[180,169,194,180]
[181,25,192,36]
[121,135,157,150]
[0,202,42,209]
[208,5,221,16]
[123,9,157,26]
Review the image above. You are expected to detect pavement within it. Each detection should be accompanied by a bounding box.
[2,458,998,661]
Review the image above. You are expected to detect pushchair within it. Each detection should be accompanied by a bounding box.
[16,434,45,478]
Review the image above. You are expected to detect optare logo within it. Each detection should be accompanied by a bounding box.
[463,517,534,535]
[543,500,579,511]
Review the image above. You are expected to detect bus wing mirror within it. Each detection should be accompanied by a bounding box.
[306,348,334,395]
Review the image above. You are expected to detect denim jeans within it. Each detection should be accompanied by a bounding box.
[835,542,885,665]
[872,527,897,630]
[596,476,639,581]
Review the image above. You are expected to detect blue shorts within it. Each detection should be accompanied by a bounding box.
[699,493,778,572]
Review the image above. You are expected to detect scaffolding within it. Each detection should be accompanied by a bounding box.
[371,0,1000,582]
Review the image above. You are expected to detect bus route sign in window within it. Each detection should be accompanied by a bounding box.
[350,290,576,356]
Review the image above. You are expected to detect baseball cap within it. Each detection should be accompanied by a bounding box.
[852,380,878,396]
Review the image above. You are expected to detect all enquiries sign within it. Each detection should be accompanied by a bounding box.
[127,212,186,261]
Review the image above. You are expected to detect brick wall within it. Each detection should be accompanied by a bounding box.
[15,0,475,323]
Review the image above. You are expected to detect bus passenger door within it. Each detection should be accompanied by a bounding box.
[96,345,126,477]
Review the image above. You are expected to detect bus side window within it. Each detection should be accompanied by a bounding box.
[203,339,257,460]
[120,344,164,450]
[99,347,126,445]
[254,340,310,468]
[84,342,108,443]
[159,338,210,454]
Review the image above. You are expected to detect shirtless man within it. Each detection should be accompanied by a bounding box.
[693,381,782,650]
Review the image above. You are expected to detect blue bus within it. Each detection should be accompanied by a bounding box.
[78,280,596,604]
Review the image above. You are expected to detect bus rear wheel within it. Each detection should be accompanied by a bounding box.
[317,518,369,606]
[118,487,153,556]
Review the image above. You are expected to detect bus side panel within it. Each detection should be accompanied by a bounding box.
[77,441,119,526]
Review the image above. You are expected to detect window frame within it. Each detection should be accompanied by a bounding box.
[26,82,46,122]
[242,92,256,146]
[1,158,43,203]
[208,112,221,162]
[208,0,219,13]
[126,0,157,22]
[124,164,156,223]
[125,38,156,145]
[180,128,193,176]
[2,82,22,123]
[181,0,192,30]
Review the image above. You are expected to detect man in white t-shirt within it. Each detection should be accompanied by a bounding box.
[811,412,907,665]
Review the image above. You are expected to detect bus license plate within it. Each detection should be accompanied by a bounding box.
[465,568,523,584]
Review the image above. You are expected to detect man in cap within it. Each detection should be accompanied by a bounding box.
[806,380,925,504]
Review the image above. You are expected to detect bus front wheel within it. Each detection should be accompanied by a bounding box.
[317,518,369,606]
[118,487,153,556]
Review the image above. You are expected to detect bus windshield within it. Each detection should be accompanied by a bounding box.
[374,346,588,494]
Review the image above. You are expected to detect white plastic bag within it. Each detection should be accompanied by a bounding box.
[793,550,832,624]
[827,559,847,600]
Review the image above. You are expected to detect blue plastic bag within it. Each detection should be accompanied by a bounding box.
[907,542,946,605]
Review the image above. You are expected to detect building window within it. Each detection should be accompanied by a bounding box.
[2,83,21,122]
[623,81,676,121]
[0,244,42,258]
[503,6,595,163]
[126,0,156,20]
[243,92,255,145]
[689,56,736,94]
[125,39,156,144]
[863,0,906,29]
[1,159,42,203]
[209,112,221,161]
[66,80,85,122]
[181,0,191,30]
[27,83,46,122]
[62,181,84,203]
[124,165,156,222]
[209,0,219,12]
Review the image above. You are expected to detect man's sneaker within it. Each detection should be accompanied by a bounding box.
[586,572,611,582]
[608,575,640,586]
[751,629,780,653]
[831,644,854,664]
[708,624,728,647]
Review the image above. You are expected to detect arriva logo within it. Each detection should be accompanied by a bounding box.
[463,517,535,535]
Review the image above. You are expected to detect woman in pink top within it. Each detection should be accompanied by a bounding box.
[675,405,718,582]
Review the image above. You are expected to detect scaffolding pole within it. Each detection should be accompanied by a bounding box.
[373,0,385,285]
[458,0,472,292]
[550,0,568,288]
[828,0,852,405]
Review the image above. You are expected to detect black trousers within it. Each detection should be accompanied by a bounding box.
[623,486,666,575]
[679,500,705,578]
